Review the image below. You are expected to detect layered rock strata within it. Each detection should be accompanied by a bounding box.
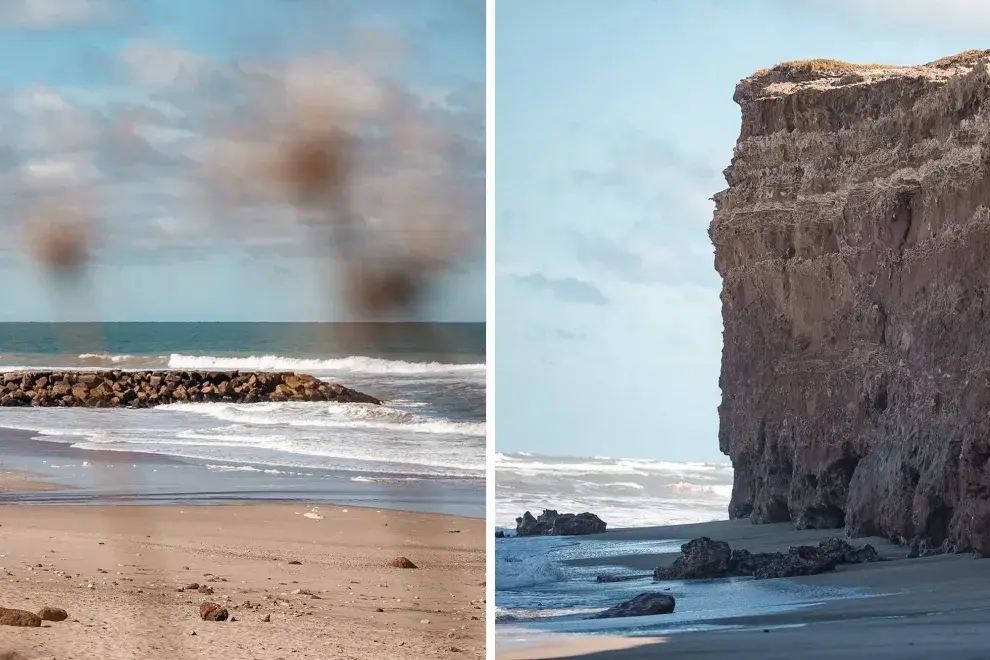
[711,51,990,551]
[0,370,380,408]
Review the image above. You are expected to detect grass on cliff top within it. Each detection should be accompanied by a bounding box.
[925,49,990,68]
[750,59,895,79]
[751,50,990,80]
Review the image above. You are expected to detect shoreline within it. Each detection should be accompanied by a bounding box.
[0,426,484,518]
[496,519,990,659]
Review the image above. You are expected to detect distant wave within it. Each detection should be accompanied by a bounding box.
[494,452,731,477]
[496,451,734,529]
[167,353,484,374]
[2,352,484,376]
[78,353,144,363]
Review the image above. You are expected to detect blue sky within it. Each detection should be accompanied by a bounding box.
[494,0,990,461]
[0,0,484,322]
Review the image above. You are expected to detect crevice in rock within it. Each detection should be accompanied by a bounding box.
[873,384,889,413]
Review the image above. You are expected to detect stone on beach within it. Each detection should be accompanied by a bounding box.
[591,593,676,619]
[199,602,229,621]
[389,557,417,568]
[0,608,42,627]
[653,536,881,581]
[514,509,607,536]
[37,606,68,622]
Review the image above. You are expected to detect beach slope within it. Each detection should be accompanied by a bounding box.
[0,500,484,659]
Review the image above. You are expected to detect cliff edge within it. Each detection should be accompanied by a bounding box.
[711,50,990,552]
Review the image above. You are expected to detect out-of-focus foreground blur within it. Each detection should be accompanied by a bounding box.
[3,0,484,323]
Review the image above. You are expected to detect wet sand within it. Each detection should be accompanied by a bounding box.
[0,488,484,659]
[498,519,990,659]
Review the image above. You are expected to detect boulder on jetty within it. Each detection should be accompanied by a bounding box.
[515,509,607,536]
[0,370,380,408]
[653,536,881,581]
[591,592,675,619]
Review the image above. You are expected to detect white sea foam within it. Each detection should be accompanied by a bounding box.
[78,353,142,363]
[496,549,567,590]
[161,401,486,437]
[167,353,484,375]
[204,464,311,476]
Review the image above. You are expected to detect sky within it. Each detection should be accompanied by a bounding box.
[0,0,484,322]
[494,0,990,462]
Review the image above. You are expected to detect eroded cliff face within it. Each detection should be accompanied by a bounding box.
[711,51,990,553]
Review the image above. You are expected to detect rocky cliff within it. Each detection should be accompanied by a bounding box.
[0,370,380,408]
[710,51,990,553]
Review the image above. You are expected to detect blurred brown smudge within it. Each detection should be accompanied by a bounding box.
[23,200,93,275]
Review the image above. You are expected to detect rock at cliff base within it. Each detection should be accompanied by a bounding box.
[654,537,881,581]
[653,537,733,580]
[591,593,676,619]
[515,509,607,536]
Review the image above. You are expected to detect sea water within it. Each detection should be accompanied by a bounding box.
[495,452,877,648]
[0,322,484,514]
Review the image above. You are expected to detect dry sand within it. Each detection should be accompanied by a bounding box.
[0,481,484,659]
[498,519,990,659]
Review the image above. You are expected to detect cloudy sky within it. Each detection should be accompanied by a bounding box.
[0,0,484,322]
[495,0,989,461]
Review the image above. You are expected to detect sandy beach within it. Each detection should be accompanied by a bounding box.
[0,484,484,659]
[497,519,990,659]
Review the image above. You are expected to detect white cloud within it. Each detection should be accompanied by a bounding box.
[798,0,990,33]
[21,156,99,185]
[0,0,113,27]
[119,42,215,91]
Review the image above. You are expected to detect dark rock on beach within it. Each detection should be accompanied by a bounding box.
[596,574,649,583]
[199,602,229,621]
[653,536,881,581]
[37,606,68,622]
[591,593,675,619]
[0,370,380,409]
[515,509,607,536]
[714,53,990,552]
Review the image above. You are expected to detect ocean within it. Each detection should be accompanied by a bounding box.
[494,452,877,651]
[495,452,733,531]
[0,322,485,516]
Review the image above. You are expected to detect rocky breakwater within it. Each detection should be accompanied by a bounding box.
[0,370,380,408]
[711,50,990,552]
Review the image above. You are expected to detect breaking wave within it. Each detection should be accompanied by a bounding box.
[167,353,484,374]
